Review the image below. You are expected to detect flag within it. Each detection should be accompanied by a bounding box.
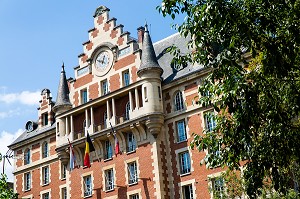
[84,133,95,167]
[109,122,120,155]
[68,138,76,171]
[114,132,120,155]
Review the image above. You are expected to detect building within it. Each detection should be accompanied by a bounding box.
[8,5,224,199]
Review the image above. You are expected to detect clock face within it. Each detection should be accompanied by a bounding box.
[95,51,110,72]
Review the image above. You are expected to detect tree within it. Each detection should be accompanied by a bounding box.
[159,0,300,198]
[0,174,18,199]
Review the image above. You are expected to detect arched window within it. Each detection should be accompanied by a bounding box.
[174,91,184,111]
[125,102,130,121]
[24,148,30,165]
[42,142,49,158]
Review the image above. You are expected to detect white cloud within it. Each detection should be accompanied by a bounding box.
[0,129,24,182]
[0,90,40,105]
[0,109,21,119]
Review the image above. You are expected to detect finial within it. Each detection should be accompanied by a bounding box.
[145,21,148,32]
[62,62,65,72]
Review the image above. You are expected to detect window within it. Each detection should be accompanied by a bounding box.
[61,187,67,199]
[24,172,31,191]
[158,86,161,99]
[123,70,130,86]
[83,175,92,197]
[81,89,88,104]
[24,148,30,165]
[127,132,136,152]
[103,111,107,129]
[61,163,67,179]
[42,113,48,126]
[42,142,49,158]
[179,151,191,174]
[128,161,138,185]
[129,193,139,199]
[204,111,216,132]
[105,169,114,191]
[101,80,109,95]
[212,177,225,199]
[42,192,50,199]
[174,91,184,111]
[125,102,130,120]
[42,166,50,185]
[182,184,194,199]
[104,140,112,160]
[177,120,187,142]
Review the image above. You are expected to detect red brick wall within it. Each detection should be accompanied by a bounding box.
[68,142,155,198]
[131,66,138,83]
[109,73,120,92]
[74,74,93,89]
[113,54,136,71]
[89,82,99,100]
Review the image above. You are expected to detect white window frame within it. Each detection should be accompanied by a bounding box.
[24,172,31,191]
[123,70,130,86]
[176,120,187,142]
[104,140,113,160]
[61,187,67,199]
[83,175,92,197]
[42,165,50,185]
[104,168,114,191]
[127,132,136,153]
[174,91,184,111]
[24,148,30,165]
[81,89,88,104]
[204,110,216,132]
[127,161,138,185]
[179,151,191,175]
[42,192,50,199]
[101,79,109,95]
[42,141,49,158]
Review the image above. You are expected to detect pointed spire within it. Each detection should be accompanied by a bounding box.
[137,23,163,76]
[53,63,72,114]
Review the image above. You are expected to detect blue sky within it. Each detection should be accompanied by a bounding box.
[0,0,183,181]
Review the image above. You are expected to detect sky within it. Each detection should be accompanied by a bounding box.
[0,0,184,181]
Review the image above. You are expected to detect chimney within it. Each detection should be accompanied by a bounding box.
[137,26,145,47]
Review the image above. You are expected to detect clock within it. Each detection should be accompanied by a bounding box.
[93,48,114,77]
[95,51,110,71]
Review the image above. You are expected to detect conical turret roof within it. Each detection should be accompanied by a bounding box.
[53,63,72,113]
[137,24,163,76]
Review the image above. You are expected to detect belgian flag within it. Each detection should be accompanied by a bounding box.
[84,133,95,167]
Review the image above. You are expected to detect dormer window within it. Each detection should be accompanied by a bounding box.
[42,113,48,126]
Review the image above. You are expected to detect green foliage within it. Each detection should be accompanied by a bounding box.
[0,174,18,199]
[159,0,300,198]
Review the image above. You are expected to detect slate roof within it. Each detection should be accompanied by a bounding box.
[53,64,72,112]
[8,124,55,148]
[153,33,204,84]
[137,24,162,75]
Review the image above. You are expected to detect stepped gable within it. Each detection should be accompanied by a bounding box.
[78,5,138,67]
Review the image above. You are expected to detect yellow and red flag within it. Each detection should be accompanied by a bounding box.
[83,133,95,167]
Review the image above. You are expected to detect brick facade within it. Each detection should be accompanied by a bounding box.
[9,5,223,199]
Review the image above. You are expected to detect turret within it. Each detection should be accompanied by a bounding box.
[53,64,72,142]
[137,24,164,138]
[53,64,72,114]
